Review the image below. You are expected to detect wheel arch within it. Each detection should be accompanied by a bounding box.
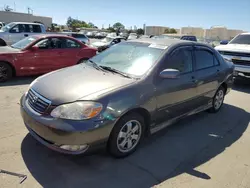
[0,61,16,76]
[0,38,7,46]
[111,107,152,137]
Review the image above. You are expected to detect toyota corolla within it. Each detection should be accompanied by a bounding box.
[20,38,234,157]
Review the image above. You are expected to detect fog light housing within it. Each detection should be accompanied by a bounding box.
[59,144,88,151]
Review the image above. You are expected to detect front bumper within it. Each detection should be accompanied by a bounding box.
[234,65,250,74]
[20,95,114,154]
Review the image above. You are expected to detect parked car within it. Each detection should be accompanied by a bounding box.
[59,32,90,45]
[215,33,250,77]
[91,36,125,52]
[0,34,97,82]
[95,32,106,39]
[0,22,5,29]
[180,35,197,42]
[20,38,234,157]
[86,31,94,38]
[0,22,46,46]
[127,33,138,40]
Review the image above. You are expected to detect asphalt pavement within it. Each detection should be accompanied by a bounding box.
[0,73,250,188]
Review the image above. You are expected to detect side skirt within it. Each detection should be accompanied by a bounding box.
[150,103,212,134]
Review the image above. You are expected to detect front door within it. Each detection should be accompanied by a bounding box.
[193,46,221,106]
[154,46,199,124]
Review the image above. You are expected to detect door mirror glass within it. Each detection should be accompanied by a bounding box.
[159,69,180,79]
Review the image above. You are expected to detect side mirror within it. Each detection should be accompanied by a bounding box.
[220,40,228,45]
[31,46,39,51]
[159,69,180,79]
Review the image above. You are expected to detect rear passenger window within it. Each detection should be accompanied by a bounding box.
[167,47,193,73]
[194,50,214,70]
[64,39,81,48]
[32,25,42,33]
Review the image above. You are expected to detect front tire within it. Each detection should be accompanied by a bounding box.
[0,62,13,82]
[209,86,225,113]
[108,113,145,158]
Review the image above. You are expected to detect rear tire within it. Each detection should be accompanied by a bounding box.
[208,86,225,113]
[0,62,13,82]
[108,113,145,158]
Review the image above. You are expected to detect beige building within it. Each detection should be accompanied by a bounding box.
[204,26,244,40]
[0,11,52,29]
[145,26,180,36]
[180,27,204,38]
[145,26,169,36]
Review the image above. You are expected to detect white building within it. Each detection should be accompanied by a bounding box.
[0,11,52,29]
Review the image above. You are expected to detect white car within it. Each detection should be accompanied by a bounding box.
[0,22,46,46]
[215,33,250,77]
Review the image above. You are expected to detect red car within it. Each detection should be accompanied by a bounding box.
[0,34,97,82]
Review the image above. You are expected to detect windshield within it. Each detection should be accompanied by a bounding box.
[11,36,37,49]
[1,22,16,32]
[89,42,165,77]
[229,35,250,45]
[101,37,113,43]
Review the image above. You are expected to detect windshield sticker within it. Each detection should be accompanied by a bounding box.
[148,44,168,49]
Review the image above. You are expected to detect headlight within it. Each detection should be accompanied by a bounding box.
[51,102,103,120]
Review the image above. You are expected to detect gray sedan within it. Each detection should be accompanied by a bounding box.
[20,38,234,157]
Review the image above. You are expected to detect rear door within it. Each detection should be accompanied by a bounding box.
[59,38,82,67]
[154,46,199,123]
[193,46,221,106]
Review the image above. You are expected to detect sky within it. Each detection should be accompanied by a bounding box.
[0,0,250,31]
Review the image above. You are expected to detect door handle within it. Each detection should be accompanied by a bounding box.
[24,34,28,37]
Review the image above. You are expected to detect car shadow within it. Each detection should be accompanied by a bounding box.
[0,76,36,87]
[21,104,250,188]
[233,76,250,93]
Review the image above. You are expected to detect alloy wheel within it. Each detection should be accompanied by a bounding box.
[0,65,8,81]
[214,89,224,110]
[116,120,142,153]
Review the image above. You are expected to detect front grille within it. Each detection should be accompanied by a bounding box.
[27,89,51,113]
[232,59,250,66]
[219,51,250,57]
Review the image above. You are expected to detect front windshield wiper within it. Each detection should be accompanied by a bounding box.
[99,66,132,78]
[88,59,105,71]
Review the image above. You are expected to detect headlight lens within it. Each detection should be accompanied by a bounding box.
[51,102,103,120]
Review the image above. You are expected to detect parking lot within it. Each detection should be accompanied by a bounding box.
[0,73,249,188]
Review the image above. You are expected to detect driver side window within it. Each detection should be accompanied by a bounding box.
[166,47,193,74]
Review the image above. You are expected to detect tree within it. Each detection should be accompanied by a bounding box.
[136,28,144,35]
[165,28,177,34]
[113,22,125,30]
[169,28,177,34]
[88,22,95,28]
[107,27,115,32]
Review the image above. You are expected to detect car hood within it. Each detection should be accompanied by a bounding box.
[31,64,136,105]
[215,44,250,53]
[0,46,20,54]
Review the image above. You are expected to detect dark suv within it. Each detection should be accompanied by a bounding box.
[20,38,234,157]
[181,35,197,42]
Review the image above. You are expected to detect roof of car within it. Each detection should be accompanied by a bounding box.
[128,38,211,48]
[11,22,44,25]
[32,34,77,39]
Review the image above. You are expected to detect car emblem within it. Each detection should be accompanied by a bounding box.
[232,56,241,60]
[32,96,38,103]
